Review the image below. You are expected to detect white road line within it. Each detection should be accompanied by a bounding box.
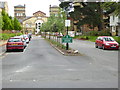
[15,65,31,73]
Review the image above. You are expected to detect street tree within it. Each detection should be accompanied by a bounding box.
[1,10,22,31]
[59,2,106,31]
[13,17,22,30]
[101,2,120,16]
[2,10,13,30]
[0,13,3,30]
[41,8,66,35]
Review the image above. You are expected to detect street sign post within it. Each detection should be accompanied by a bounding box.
[65,20,71,27]
[65,19,71,50]
[62,35,72,43]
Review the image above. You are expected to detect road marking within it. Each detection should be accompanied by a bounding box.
[9,79,13,82]
[89,63,92,64]
[64,69,77,71]
[33,79,36,82]
[15,65,31,73]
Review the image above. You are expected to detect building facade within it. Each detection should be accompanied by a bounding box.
[110,13,120,36]
[0,1,8,13]
[22,11,48,34]
[14,5,26,22]
[0,1,8,31]
[49,5,60,16]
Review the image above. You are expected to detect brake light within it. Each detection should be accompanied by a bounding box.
[18,43,24,45]
[7,43,11,45]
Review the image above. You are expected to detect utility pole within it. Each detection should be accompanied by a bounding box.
[66,14,69,50]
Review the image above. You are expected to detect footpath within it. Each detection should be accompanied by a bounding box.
[0,40,7,56]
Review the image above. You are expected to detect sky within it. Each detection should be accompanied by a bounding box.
[1,0,60,17]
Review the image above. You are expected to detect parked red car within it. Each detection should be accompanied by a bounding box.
[95,36,119,50]
[6,37,24,51]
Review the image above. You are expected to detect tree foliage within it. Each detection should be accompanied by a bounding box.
[41,9,66,33]
[1,10,22,31]
[101,2,120,16]
[59,2,118,31]
[0,12,2,29]
[14,17,22,30]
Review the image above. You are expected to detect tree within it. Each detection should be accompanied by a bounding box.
[0,13,3,30]
[13,17,22,30]
[9,16,14,30]
[59,2,106,31]
[41,8,66,34]
[2,10,13,30]
[1,9,22,31]
[101,2,120,16]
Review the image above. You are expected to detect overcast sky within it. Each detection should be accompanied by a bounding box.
[1,0,60,17]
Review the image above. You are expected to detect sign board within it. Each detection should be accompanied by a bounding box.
[62,35,72,43]
[65,20,70,27]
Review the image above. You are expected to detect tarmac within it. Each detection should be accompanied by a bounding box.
[0,40,7,56]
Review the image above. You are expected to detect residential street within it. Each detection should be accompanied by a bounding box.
[2,36,118,88]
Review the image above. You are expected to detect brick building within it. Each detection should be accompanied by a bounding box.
[49,5,60,16]
[0,1,8,13]
[22,11,48,34]
[14,4,26,22]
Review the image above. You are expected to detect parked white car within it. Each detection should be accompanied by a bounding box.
[20,35,29,44]
[14,36,27,48]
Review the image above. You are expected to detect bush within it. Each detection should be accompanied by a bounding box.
[84,30,110,36]
[0,33,22,40]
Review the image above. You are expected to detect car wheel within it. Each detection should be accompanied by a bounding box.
[20,49,24,52]
[102,45,106,50]
[95,43,98,48]
[6,49,10,52]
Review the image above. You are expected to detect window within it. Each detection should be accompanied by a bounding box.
[8,38,22,42]
[104,37,115,41]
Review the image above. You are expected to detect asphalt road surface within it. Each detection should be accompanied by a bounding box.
[2,36,118,88]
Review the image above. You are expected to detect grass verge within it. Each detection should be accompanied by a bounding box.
[45,38,82,56]
[0,33,22,40]
[74,35,120,44]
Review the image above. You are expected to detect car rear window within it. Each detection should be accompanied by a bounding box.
[8,38,22,42]
[104,37,115,41]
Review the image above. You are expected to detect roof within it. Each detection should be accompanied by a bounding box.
[51,5,59,7]
[14,5,25,8]
[22,16,33,22]
[0,2,6,8]
[33,10,46,16]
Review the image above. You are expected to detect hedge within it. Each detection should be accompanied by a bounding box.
[0,33,22,40]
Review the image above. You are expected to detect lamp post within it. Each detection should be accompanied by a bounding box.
[65,3,74,50]
[66,14,69,50]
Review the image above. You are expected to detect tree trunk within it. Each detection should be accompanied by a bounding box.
[98,2,104,31]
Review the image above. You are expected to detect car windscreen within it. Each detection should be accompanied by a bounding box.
[8,38,22,42]
[104,37,115,41]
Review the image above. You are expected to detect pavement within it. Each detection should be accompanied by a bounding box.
[0,40,7,56]
[2,35,118,88]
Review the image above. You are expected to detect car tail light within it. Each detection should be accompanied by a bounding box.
[18,43,24,45]
[7,43,11,45]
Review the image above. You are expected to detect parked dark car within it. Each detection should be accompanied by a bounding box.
[27,33,32,41]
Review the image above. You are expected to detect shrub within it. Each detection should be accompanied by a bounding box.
[84,30,110,36]
[0,33,22,40]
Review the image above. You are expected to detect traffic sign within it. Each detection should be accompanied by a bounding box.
[62,35,72,43]
[65,20,70,27]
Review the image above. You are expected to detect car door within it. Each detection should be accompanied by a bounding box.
[99,37,103,47]
[96,37,101,47]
